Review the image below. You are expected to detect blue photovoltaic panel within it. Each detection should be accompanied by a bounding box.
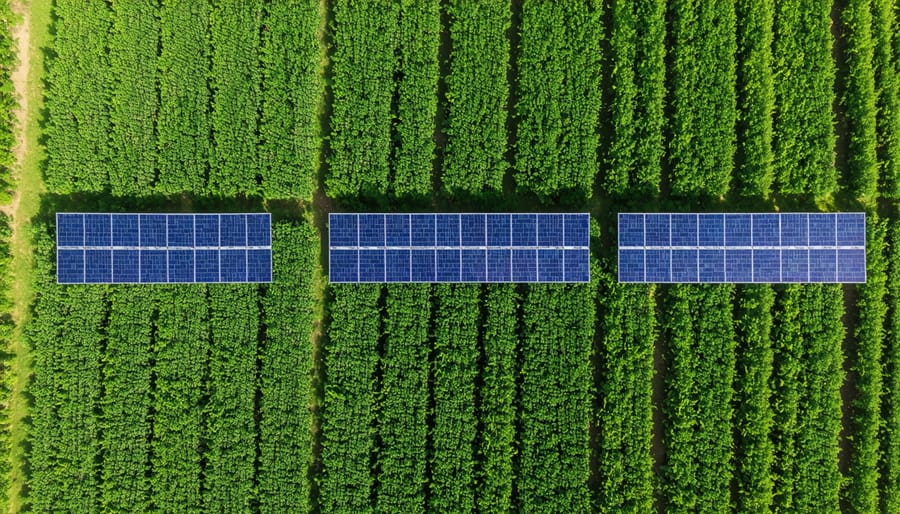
[671,215,697,247]
[462,249,486,282]
[461,214,485,247]
[85,214,111,246]
[619,214,644,247]
[645,214,670,246]
[56,213,272,284]
[329,213,590,283]
[512,214,537,247]
[386,215,410,247]
[699,214,724,246]
[837,213,866,247]
[618,212,866,283]
[437,215,460,247]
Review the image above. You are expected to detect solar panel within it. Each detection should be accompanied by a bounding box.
[328,213,591,283]
[56,213,272,284]
[617,212,866,283]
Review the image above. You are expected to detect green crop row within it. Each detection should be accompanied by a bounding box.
[156,0,210,196]
[873,0,900,198]
[771,285,803,511]
[515,0,602,200]
[208,1,262,197]
[258,223,318,513]
[794,285,845,512]
[376,285,430,511]
[151,285,208,511]
[733,285,775,511]
[203,285,259,510]
[392,1,440,197]
[604,0,666,197]
[442,0,510,194]
[319,284,380,512]
[846,216,887,512]
[662,285,736,512]
[429,284,480,512]
[100,287,154,511]
[108,0,158,196]
[734,0,775,197]
[772,0,836,195]
[44,0,112,194]
[883,220,900,513]
[841,0,879,201]
[0,1,15,202]
[326,0,398,198]
[668,0,737,197]
[258,0,321,200]
[476,285,519,512]
[595,273,654,512]
[44,0,320,198]
[517,283,595,512]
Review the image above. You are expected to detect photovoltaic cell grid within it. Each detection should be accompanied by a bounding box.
[56,213,272,284]
[617,213,866,283]
[329,213,590,283]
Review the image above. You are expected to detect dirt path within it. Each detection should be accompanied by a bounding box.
[6,0,48,510]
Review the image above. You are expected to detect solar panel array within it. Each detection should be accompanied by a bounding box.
[329,213,590,283]
[57,213,272,284]
[618,213,866,283]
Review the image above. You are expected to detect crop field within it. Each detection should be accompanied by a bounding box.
[0,0,898,512]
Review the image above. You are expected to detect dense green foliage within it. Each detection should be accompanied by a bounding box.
[515,0,602,200]
[518,283,595,511]
[258,223,318,512]
[476,285,518,512]
[376,285,430,511]
[320,285,380,512]
[326,0,397,198]
[846,217,887,512]
[733,285,775,511]
[884,221,900,512]
[259,0,321,199]
[44,0,112,193]
[156,0,210,196]
[151,285,208,511]
[442,0,510,193]
[734,0,774,197]
[25,0,900,511]
[108,0,158,196]
[793,285,844,512]
[0,1,16,202]
[26,222,319,512]
[45,0,320,197]
[392,1,440,197]
[604,0,666,196]
[429,284,479,512]
[100,287,154,511]
[771,285,803,511]
[662,285,736,512]
[872,0,900,198]
[841,0,879,200]
[595,276,654,512]
[668,0,737,197]
[208,1,261,196]
[772,0,836,195]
